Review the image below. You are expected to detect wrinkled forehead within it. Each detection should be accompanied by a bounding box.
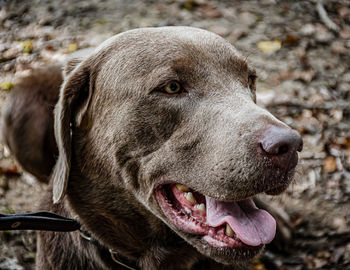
[95,27,248,76]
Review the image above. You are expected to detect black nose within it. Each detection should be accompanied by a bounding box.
[260,126,303,170]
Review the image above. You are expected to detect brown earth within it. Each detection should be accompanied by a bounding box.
[0,0,349,269]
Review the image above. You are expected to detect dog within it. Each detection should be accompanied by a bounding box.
[2,26,302,269]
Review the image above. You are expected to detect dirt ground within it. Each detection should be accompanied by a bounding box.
[0,0,349,269]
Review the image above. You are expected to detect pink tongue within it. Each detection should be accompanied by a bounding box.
[206,196,276,246]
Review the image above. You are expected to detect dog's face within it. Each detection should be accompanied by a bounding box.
[52,27,302,265]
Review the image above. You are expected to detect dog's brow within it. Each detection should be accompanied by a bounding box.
[172,58,195,71]
[144,67,180,92]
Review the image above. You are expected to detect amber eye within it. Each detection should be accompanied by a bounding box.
[164,81,182,94]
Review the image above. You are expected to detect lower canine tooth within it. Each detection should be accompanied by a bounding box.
[194,203,206,213]
[184,192,197,204]
[225,224,235,237]
[176,184,190,192]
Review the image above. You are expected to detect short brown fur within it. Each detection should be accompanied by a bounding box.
[2,27,300,270]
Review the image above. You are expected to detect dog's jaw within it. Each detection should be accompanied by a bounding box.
[153,183,278,264]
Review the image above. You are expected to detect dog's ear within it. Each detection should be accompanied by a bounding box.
[64,58,82,77]
[52,61,93,203]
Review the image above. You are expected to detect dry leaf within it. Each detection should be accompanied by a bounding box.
[0,160,20,175]
[346,137,350,148]
[68,43,77,53]
[331,41,347,54]
[340,26,350,40]
[323,156,338,173]
[284,34,299,45]
[293,69,315,82]
[257,40,282,54]
[0,82,15,91]
[331,246,345,263]
[22,40,33,54]
[199,5,222,19]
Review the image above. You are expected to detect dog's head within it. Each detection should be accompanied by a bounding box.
[52,27,302,265]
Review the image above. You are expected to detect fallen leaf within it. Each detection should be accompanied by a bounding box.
[284,34,299,45]
[293,69,315,82]
[0,160,20,176]
[331,41,347,54]
[346,137,350,148]
[316,250,331,259]
[22,40,33,54]
[257,40,282,54]
[4,207,15,214]
[331,246,345,263]
[323,156,338,173]
[227,28,247,43]
[0,82,15,91]
[208,26,230,37]
[340,26,350,40]
[183,0,196,11]
[68,43,77,53]
[0,160,19,175]
[299,23,315,36]
[198,5,222,19]
[0,176,8,190]
[338,6,350,18]
[239,11,257,27]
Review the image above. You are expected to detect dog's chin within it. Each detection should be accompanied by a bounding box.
[154,183,279,265]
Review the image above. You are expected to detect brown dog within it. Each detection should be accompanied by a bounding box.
[2,27,302,269]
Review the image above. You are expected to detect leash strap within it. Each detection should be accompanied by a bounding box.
[1,212,139,269]
[0,211,80,232]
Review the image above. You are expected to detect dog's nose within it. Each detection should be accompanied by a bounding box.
[259,126,303,170]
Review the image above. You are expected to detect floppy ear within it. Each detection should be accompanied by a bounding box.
[52,61,93,203]
[64,58,82,77]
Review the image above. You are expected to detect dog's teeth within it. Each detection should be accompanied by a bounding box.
[225,223,235,237]
[176,184,190,192]
[184,192,197,204]
[194,203,206,213]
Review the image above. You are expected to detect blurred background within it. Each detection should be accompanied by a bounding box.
[0,0,349,269]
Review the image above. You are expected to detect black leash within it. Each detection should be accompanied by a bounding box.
[0,211,139,270]
[0,211,80,231]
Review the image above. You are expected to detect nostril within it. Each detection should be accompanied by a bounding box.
[260,141,289,156]
[278,144,289,155]
[259,126,303,170]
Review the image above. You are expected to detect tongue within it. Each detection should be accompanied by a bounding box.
[205,196,276,246]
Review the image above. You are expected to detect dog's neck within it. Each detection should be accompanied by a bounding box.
[78,228,140,270]
[71,204,202,269]
[77,224,203,270]
[63,181,202,269]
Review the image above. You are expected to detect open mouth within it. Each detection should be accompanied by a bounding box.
[155,184,276,255]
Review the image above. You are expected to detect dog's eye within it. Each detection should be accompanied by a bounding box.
[164,82,182,94]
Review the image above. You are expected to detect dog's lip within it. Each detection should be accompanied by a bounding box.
[155,183,276,253]
[155,185,255,249]
[154,179,247,202]
[154,180,235,202]
[155,179,289,202]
